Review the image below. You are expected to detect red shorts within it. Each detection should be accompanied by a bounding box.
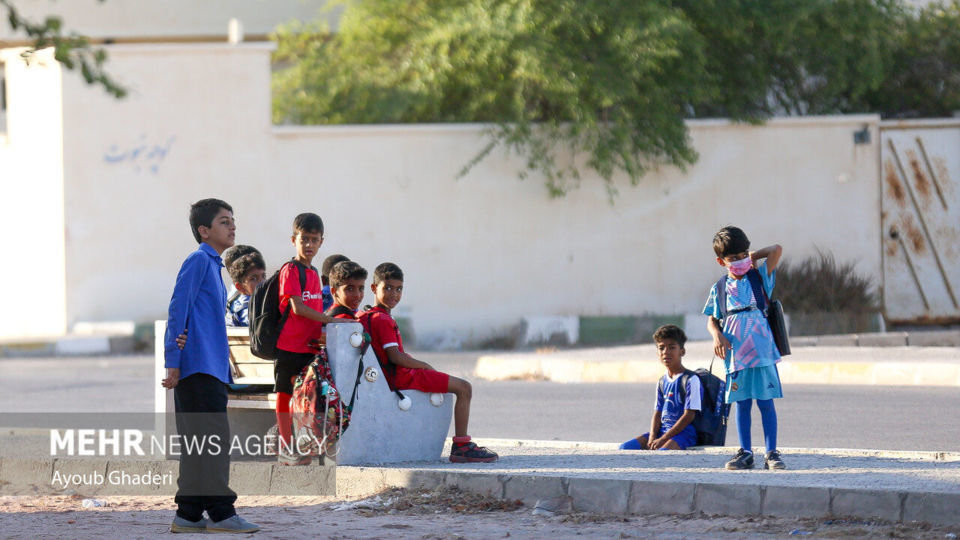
[393,367,450,393]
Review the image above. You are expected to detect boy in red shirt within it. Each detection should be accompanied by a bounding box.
[275,213,352,465]
[360,262,498,463]
[325,261,368,319]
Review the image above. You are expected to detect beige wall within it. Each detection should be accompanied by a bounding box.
[0,48,67,337]
[0,43,883,344]
[0,0,336,44]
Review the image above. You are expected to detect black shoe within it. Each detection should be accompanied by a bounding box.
[725,448,755,470]
[764,450,786,470]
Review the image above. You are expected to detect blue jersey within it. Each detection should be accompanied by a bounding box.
[656,372,702,431]
[226,293,250,327]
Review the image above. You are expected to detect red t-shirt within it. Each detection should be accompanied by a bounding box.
[277,262,323,354]
[360,306,403,388]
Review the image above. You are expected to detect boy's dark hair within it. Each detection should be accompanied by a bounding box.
[373,262,404,285]
[223,244,261,271]
[713,226,751,258]
[653,325,687,347]
[229,252,266,284]
[329,261,368,290]
[293,213,324,236]
[189,198,233,244]
[321,254,351,279]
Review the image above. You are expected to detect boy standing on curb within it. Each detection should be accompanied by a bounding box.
[162,199,260,534]
[274,213,353,465]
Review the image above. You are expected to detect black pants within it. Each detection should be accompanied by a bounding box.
[173,373,237,522]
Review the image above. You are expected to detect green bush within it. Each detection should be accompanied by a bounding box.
[775,251,881,336]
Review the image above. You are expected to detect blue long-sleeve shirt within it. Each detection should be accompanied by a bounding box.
[163,242,232,383]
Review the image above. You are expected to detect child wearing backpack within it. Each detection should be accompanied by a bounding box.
[360,262,498,463]
[620,325,703,450]
[703,226,785,470]
[274,213,353,465]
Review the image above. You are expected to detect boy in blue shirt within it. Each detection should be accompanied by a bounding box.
[620,325,702,451]
[162,199,260,534]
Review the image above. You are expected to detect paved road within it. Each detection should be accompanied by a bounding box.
[1,353,958,452]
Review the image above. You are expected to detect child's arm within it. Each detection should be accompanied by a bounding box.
[645,411,662,449]
[751,244,783,275]
[707,316,732,359]
[384,346,435,371]
[162,254,204,388]
[649,410,697,450]
[288,296,353,325]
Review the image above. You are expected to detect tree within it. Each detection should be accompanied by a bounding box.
[675,0,902,118]
[2,0,125,98]
[273,0,711,198]
[863,0,960,118]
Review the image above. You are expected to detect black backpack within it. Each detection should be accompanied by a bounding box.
[660,363,730,446]
[248,260,310,360]
[716,268,791,356]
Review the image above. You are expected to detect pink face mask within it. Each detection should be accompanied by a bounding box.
[728,256,752,276]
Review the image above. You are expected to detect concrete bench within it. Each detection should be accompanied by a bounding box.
[325,323,453,465]
[153,321,453,465]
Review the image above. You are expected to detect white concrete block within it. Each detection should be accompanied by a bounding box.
[72,321,136,336]
[327,324,453,466]
[628,480,695,515]
[683,314,713,342]
[763,486,830,518]
[696,483,762,516]
[568,477,630,514]
[521,316,579,346]
[831,488,902,521]
[54,336,111,355]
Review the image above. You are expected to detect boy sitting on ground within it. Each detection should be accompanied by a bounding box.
[325,261,367,319]
[359,262,498,463]
[225,248,266,327]
[620,325,703,451]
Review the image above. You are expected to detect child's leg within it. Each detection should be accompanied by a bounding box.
[619,434,649,450]
[756,398,778,452]
[736,399,753,451]
[447,376,472,437]
[276,392,293,452]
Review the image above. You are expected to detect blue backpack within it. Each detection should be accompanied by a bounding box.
[660,363,729,446]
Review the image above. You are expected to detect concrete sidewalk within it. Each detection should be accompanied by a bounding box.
[475,338,960,386]
[3,440,958,527]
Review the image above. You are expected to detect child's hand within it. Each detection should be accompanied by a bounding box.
[713,335,732,359]
[161,368,180,389]
[649,437,665,450]
[175,331,187,350]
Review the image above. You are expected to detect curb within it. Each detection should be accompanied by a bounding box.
[0,335,136,357]
[475,340,960,386]
[4,443,958,527]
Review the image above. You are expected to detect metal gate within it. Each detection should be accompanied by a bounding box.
[880,120,960,324]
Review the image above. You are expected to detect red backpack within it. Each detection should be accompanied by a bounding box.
[290,341,366,457]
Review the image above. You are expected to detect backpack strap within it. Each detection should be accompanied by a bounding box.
[745,268,768,314]
[326,304,356,319]
[715,275,729,319]
[360,311,405,399]
[677,370,693,405]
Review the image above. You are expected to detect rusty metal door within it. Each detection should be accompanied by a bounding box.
[880,120,960,324]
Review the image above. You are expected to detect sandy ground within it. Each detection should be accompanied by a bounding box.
[1,486,956,539]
